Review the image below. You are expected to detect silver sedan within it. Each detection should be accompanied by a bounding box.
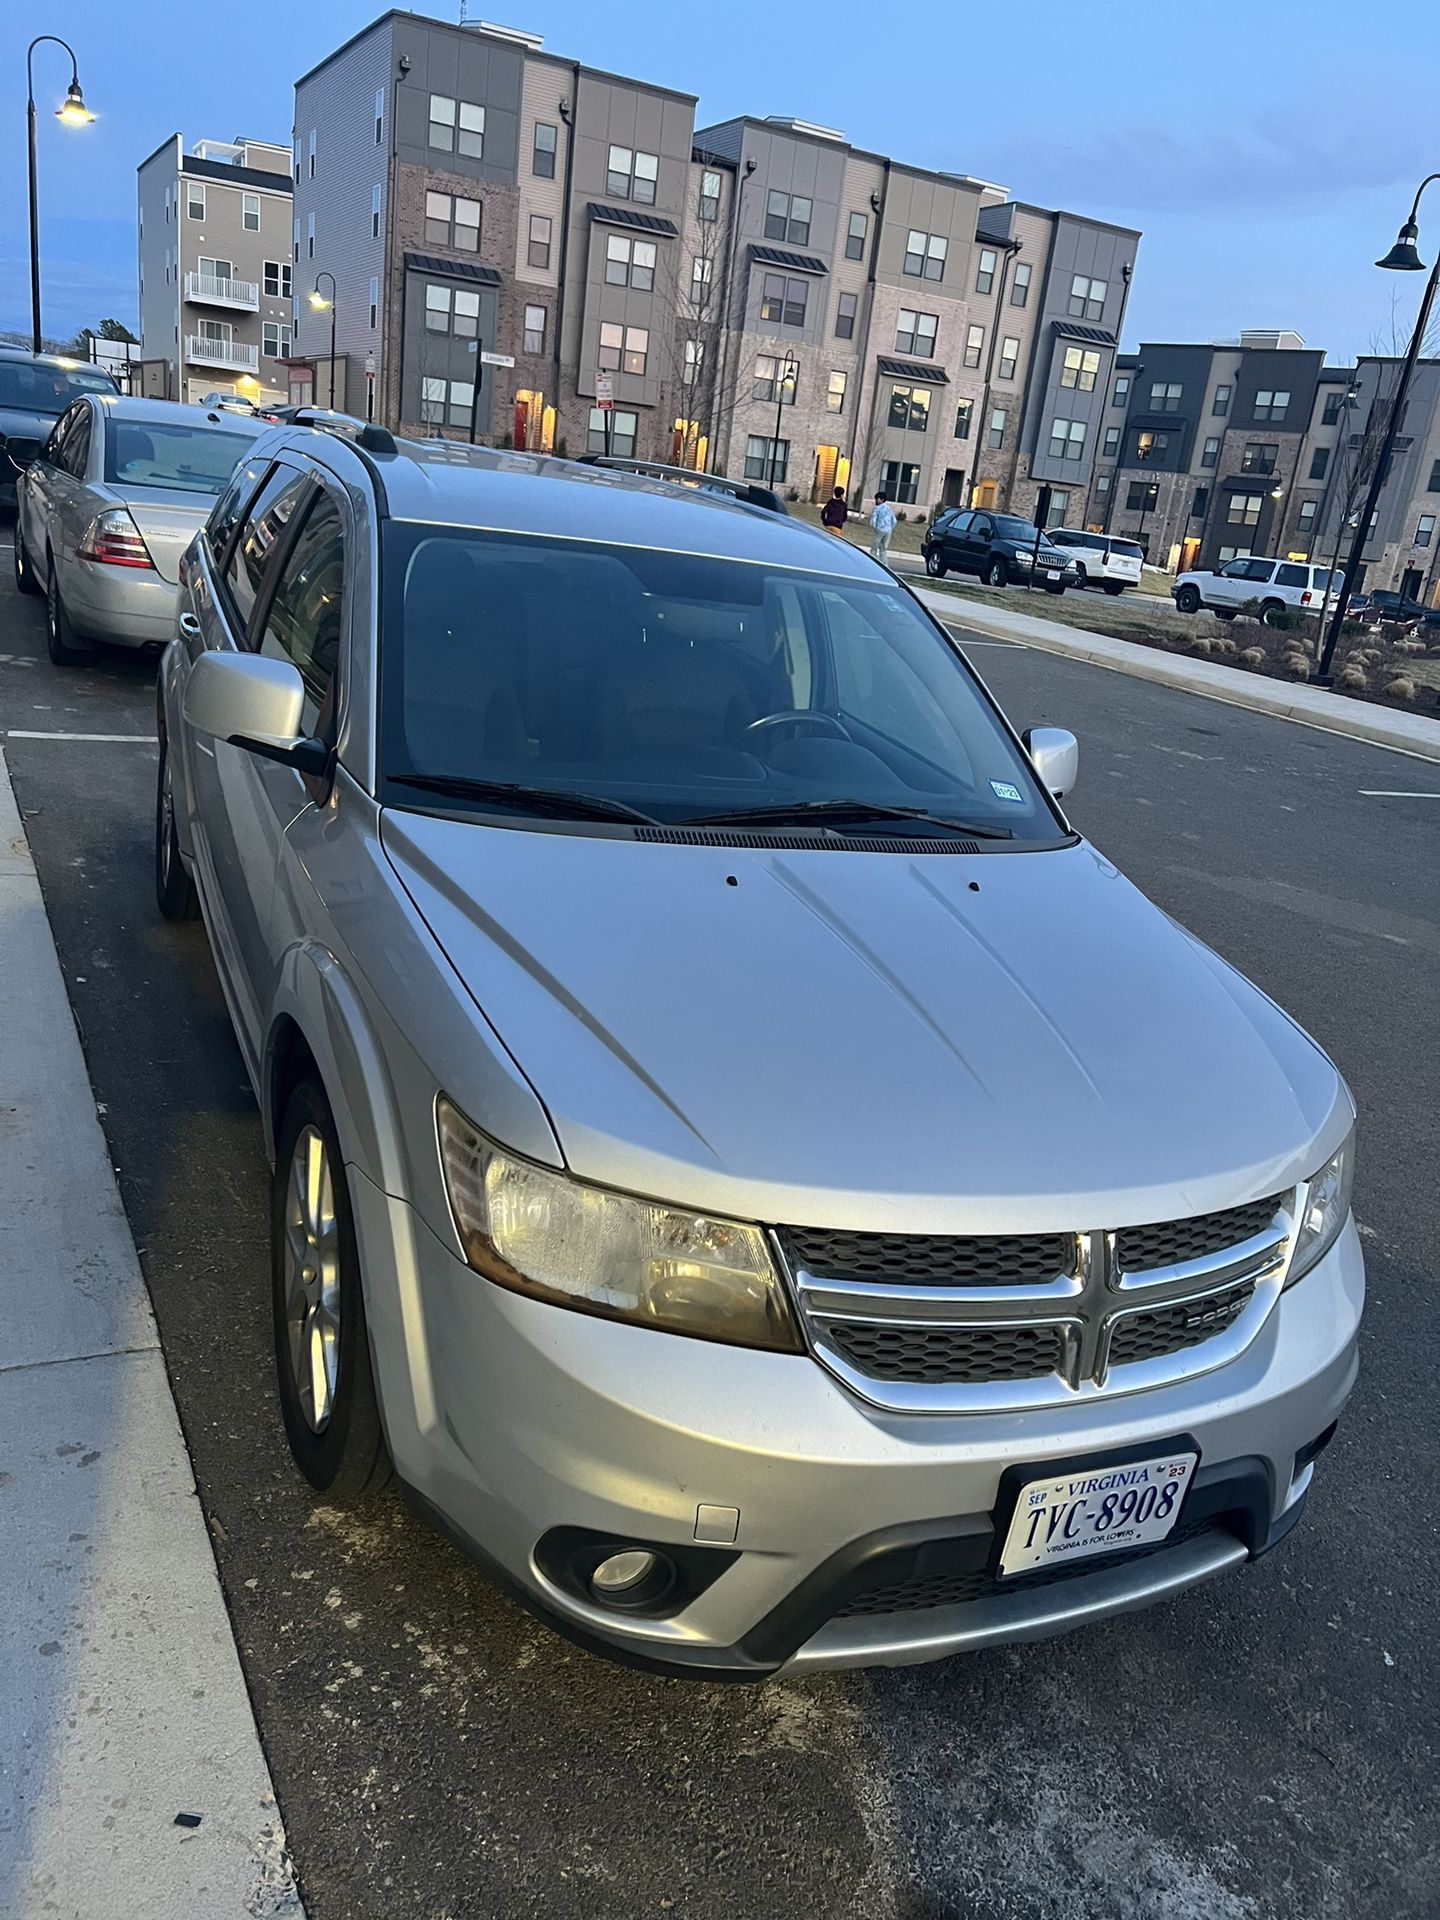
[14,394,265,666]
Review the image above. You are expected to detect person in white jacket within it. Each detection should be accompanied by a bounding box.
[869,492,897,565]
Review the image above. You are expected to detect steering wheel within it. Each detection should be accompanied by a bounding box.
[745,710,852,742]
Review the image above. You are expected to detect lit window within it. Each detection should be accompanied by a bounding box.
[524,303,546,354]
[826,370,847,414]
[1061,347,1100,391]
[682,338,704,384]
[888,385,931,434]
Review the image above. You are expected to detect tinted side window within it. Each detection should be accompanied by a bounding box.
[206,456,270,568]
[44,405,81,467]
[1241,559,1276,583]
[256,491,345,730]
[1274,563,1308,588]
[62,408,92,478]
[224,466,310,640]
[972,517,993,539]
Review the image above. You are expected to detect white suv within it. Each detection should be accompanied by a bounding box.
[1047,529,1144,596]
[1172,557,1337,625]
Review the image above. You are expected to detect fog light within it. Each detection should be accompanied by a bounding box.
[591,1549,660,1597]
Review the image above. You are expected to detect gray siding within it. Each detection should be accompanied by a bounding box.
[137,141,180,382]
[390,18,523,185]
[401,264,500,433]
[1021,216,1136,481]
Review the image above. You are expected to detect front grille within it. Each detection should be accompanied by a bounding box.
[836,1517,1219,1618]
[779,1228,1074,1288]
[1107,1281,1255,1367]
[825,1321,1063,1385]
[1115,1195,1283,1273]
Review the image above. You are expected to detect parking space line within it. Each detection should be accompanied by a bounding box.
[1358,788,1440,798]
[6,730,155,743]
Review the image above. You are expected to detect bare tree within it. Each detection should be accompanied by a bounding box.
[655,168,753,473]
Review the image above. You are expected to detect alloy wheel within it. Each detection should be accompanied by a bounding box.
[282,1124,342,1432]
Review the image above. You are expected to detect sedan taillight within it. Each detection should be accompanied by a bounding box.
[78,508,155,569]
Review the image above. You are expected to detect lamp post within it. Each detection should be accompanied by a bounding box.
[308,273,338,410]
[27,37,95,354]
[769,353,797,488]
[1317,173,1440,682]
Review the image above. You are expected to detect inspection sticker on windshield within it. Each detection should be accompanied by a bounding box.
[989,780,1024,803]
[998,1451,1197,1577]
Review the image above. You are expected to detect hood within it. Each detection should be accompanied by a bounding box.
[93,485,211,585]
[382,821,1348,1234]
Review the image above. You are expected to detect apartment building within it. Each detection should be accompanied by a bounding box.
[1313,357,1440,603]
[136,135,294,404]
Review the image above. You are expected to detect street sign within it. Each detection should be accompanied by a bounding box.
[364,352,375,376]
[595,371,614,410]
[481,350,515,368]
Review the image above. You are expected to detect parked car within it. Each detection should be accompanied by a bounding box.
[198,391,264,416]
[1046,528,1144,596]
[1347,589,1427,628]
[1172,556,1336,624]
[923,509,1079,592]
[15,393,266,664]
[156,423,1361,1678]
[0,350,118,512]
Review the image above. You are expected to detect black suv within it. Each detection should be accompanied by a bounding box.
[922,509,1078,594]
[0,350,117,511]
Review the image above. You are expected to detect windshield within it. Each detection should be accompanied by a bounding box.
[991,515,1044,541]
[0,361,113,417]
[1110,539,1144,558]
[103,420,255,495]
[379,528,1065,842]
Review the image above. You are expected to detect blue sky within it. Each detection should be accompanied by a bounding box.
[5,0,1438,361]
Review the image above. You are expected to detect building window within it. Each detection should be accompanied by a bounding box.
[527,213,551,268]
[424,285,478,337]
[880,460,921,505]
[1192,486,1209,518]
[607,146,658,204]
[1062,347,1101,392]
[306,212,315,259]
[1112,373,1130,406]
[1227,491,1264,526]
[998,335,1020,382]
[370,276,380,328]
[186,181,205,220]
[375,87,385,144]
[1429,457,1440,492]
[752,354,797,403]
[419,377,475,430]
[1068,274,1107,320]
[682,337,704,384]
[524,303,546,354]
[835,291,857,339]
[589,407,638,456]
[1417,514,1436,547]
[826,369,847,414]
[262,322,292,357]
[691,254,713,305]
[1309,446,1330,480]
[895,309,938,357]
[986,407,1007,450]
[904,228,947,280]
[1102,425,1120,457]
[975,247,997,295]
[198,255,233,286]
[293,217,299,263]
[243,193,260,232]
[1136,430,1170,459]
[263,260,292,298]
[1044,489,1071,528]
[744,435,788,482]
[845,211,867,260]
[1200,435,1220,468]
[1048,417,1087,462]
[954,399,972,440]
[428,95,455,150]
[424,194,480,253]
[306,129,316,177]
[963,323,984,369]
[1010,261,1032,307]
[760,272,807,328]
[1297,499,1317,533]
[1253,388,1290,421]
[372,183,382,238]
[1240,442,1278,474]
[1096,474,1111,494]
[425,285,450,332]
[605,234,657,290]
[1217,546,1252,564]
[1212,384,1232,415]
[888,385,931,434]
[764,190,812,247]
[1149,381,1183,412]
[1126,480,1158,512]
[533,122,557,179]
[599,322,648,376]
[699,169,721,222]
[1321,390,1343,425]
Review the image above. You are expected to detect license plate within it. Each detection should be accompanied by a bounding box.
[998,1451,1197,1577]
[1046,569,1060,581]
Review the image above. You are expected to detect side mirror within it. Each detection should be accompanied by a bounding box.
[5,436,42,472]
[1023,725,1079,798]
[182,651,330,777]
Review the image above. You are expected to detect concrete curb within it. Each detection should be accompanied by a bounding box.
[0,750,304,1919]
[914,584,1440,764]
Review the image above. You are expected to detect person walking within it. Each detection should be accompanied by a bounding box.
[820,487,849,534]
[869,491,897,566]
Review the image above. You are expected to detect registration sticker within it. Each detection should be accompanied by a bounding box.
[989,780,1024,803]
[998,1452,1198,1577]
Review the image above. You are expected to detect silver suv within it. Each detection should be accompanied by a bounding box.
[157,422,1362,1677]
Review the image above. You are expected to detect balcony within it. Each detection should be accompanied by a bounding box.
[184,271,259,311]
[185,334,260,372]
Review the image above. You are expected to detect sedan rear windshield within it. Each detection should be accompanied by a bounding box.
[379,527,1067,842]
[1110,539,1144,558]
[103,421,256,495]
[0,361,113,417]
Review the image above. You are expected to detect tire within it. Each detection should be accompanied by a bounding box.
[154,732,199,921]
[1214,609,1236,621]
[1175,585,1201,615]
[1074,562,1089,589]
[271,1075,391,1503]
[1103,583,1125,597]
[1260,600,1287,629]
[1045,583,1067,596]
[13,523,41,597]
[986,556,1008,588]
[45,556,99,666]
[925,549,948,579]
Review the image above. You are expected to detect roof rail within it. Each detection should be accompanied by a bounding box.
[576,454,789,516]
[290,407,398,455]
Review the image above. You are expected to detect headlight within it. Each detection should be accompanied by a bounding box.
[1285,1130,1355,1287]
[436,1098,801,1351]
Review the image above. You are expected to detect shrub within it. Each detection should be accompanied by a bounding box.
[1282,653,1310,679]
[1340,665,1367,690]
[1213,635,1237,656]
[1384,676,1417,700]
[1239,646,1266,667]
[1190,634,1213,655]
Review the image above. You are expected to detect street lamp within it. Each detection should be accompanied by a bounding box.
[1317,172,1440,681]
[308,273,338,410]
[769,353,797,488]
[27,37,95,354]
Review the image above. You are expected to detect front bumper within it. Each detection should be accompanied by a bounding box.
[63,557,178,647]
[1006,553,1077,587]
[351,1175,1363,1679]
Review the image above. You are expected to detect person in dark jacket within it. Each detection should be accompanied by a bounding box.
[820,487,849,533]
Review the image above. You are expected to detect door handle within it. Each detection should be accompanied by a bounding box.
[178,613,201,638]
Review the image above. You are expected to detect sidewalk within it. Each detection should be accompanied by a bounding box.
[913,583,1440,763]
[0,751,302,1918]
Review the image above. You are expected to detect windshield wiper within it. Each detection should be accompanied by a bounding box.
[387,773,658,825]
[681,798,1013,838]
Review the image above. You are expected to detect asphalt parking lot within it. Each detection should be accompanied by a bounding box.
[2,545,1437,1920]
